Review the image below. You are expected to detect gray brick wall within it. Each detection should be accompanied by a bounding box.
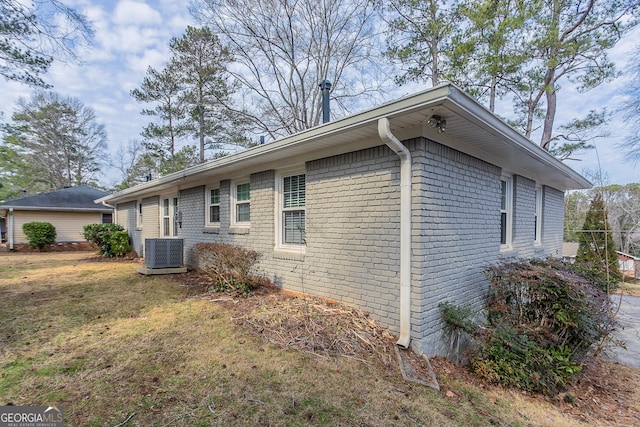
[175,170,308,287]
[510,176,547,259]
[304,145,402,330]
[542,186,564,257]
[117,137,568,358]
[408,138,502,355]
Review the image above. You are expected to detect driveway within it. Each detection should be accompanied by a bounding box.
[606,294,640,368]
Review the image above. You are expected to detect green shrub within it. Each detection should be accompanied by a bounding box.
[22,222,56,250]
[439,301,476,364]
[109,231,131,257]
[470,258,617,395]
[193,242,263,294]
[83,223,128,257]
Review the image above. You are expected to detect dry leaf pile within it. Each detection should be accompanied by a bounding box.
[233,295,397,368]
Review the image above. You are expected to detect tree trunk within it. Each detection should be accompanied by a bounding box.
[541,85,556,150]
[198,105,205,163]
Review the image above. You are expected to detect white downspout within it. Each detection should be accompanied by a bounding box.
[378,118,412,349]
[8,208,14,250]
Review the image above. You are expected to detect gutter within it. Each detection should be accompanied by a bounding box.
[378,118,412,349]
[8,208,14,250]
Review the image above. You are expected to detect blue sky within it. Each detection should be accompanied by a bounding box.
[0,0,637,188]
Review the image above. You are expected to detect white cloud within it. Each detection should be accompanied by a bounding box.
[126,48,170,74]
[113,0,162,25]
[1,1,636,187]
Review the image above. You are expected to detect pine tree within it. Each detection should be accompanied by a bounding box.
[577,192,622,283]
[169,26,242,163]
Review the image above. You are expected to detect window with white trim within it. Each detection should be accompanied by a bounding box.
[232,181,250,226]
[206,187,221,226]
[136,199,143,228]
[276,172,306,251]
[161,196,179,237]
[283,174,306,244]
[500,176,513,248]
[534,185,542,244]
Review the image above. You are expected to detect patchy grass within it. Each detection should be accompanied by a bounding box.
[0,253,638,426]
[619,277,640,297]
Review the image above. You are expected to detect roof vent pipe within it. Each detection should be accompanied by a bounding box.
[319,80,332,123]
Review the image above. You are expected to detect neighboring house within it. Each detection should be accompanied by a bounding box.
[618,251,639,279]
[0,185,113,249]
[562,242,580,264]
[96,84,591,356]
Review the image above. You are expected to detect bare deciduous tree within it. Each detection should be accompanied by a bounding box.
[602,184,640,256]
[190,0,384,138]
[620,45,640,164]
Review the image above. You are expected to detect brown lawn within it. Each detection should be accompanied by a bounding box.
[1,252,638,426]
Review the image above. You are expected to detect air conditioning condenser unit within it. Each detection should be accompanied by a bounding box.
[145,238,184,268]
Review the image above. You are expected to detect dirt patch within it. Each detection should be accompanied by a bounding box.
[5,242,96,252]
[179,270,640,426]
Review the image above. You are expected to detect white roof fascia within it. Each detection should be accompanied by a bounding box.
[97,83,590,204]
[445,88,592,189]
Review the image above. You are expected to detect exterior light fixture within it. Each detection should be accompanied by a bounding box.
[427,114,447,133]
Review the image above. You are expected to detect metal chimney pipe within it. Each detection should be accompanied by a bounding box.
[319,80,332,123]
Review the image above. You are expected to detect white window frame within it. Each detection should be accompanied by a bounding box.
[160,195,179,237]
[500,176,513,251]
[136,198,143,228]
[275,169,306,254]
[205,186,221,227]
[534,185,543,245]
[231,180,250,228]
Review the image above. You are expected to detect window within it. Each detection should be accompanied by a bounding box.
[232,182,250,226]
[161,196,179,237]
[534,185,542,244]
[283,174,306,244]
[162,198,170,236]
[172,197,179,236]
[276,172,306,251]
[102,213,113,224]
[206,187,220,225]
[500,177,513,248]
[136,199,143,228]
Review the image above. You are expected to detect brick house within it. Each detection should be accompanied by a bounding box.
[97,84,590,356]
